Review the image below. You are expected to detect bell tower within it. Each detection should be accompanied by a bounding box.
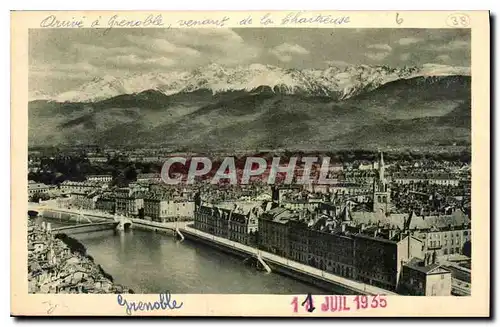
[373,152,391,213]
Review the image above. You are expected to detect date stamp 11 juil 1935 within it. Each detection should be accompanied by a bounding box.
[292,295,387,313]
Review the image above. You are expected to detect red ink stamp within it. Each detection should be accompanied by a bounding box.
[292,295,387,313]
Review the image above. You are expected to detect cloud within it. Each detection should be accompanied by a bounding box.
[28,29,471,96]
[426,39,470,52]
[400,53,411,61]
[125,35,201,58]
[105,55,177,69]
[30,62,100,81]
[166,29,262,65]
[446,40,470,50]
[33,62,97,74]
[435,54,451,62]
[367,44,392,52]
[421,63,471,76]
[30,28,263,92]
[270,43,309,62]
[365,44,392,61]
[325,60,351,67]
[365,52,390,61]
[397,37,422,45]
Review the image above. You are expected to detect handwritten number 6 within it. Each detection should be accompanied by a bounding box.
[395,13,403,25]
[371,296,379,308]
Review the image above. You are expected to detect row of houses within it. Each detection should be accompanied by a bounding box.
[28,180,54,196]
[391,172,462,186]
[68,191,195,222]
[257,207,459,294]
[192,198,471,295]
[194,202,269,245]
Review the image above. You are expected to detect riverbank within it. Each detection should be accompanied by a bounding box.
[34,206,393,294]
[28,218,134,294]
[180,225,398,296]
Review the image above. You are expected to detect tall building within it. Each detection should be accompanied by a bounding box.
[398,257,452,296]
[144,196,195,222]
[194,203,261,245]
[258,207,425,292]
[115,196,143,217]
[373,152,391,213]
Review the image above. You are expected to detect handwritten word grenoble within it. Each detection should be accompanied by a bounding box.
[281,12,350,25]
[107,14,165,29]
[117,293,183,316]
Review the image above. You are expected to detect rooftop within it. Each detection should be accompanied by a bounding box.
[350,209,470,230]
[405,257,451,275]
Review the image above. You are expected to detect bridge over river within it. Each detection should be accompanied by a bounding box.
[30,203,389,295]
[52,221,121,235]
[29,202,185,237]
[29,202,136,235]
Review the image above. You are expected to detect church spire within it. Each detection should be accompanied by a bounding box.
[379,151,385,182]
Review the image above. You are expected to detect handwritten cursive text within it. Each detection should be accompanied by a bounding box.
[117,292,183,316]
[105,14,165,33]
[281,12,350,25]
[40,15,85,28]
[177,16,230,27]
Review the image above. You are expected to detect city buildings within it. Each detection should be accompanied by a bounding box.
[398,257,452,296]
[258,207,295,257]
[70,192,98,210]
[86,175,113,183]
[60,181,104,195]
[189,152,470,295]
[87,155,108,164]
[27,218,132,294]
[30,147,471,296]
[392,173,460,186]
[137,173,162,184]
[115,196,144,217]
[94,196,115,213]
[194,202,263,245]
[412,215,471,257]
[143,195,195,222]
[258,206,424,292]
[28,181,53,197]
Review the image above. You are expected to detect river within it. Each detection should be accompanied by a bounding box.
[40,218,330,294]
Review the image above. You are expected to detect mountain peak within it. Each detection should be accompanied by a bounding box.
[30,63,470,103]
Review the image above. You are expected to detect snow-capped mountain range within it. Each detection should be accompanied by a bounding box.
[30,63,471,103]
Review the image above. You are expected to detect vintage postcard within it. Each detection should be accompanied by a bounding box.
[11,10,490,317]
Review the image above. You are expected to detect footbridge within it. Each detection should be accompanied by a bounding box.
[53,221,121,235]
[51,214,133,235]
[29,202,134,234]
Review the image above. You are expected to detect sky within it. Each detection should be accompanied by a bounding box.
[29,28,471,95]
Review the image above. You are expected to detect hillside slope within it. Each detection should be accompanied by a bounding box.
[28,75,471,151]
